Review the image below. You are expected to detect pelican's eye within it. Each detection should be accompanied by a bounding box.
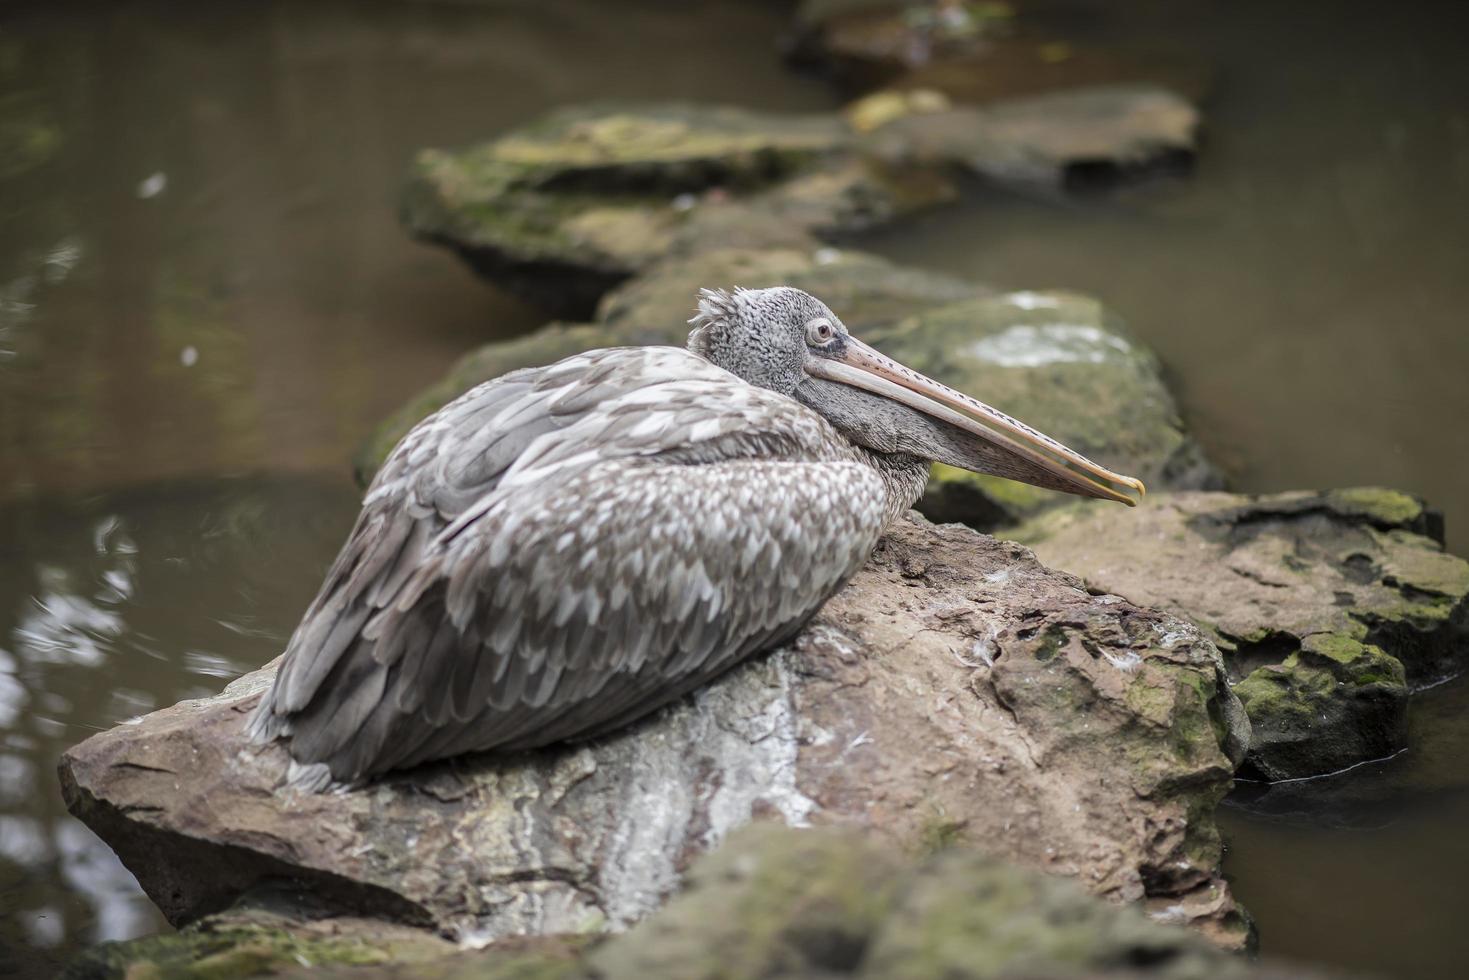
[805,318,836,347]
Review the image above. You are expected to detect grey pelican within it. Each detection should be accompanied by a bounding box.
[248,287,1142,789]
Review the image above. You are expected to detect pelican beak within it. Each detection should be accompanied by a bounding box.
[803,336,1146,505]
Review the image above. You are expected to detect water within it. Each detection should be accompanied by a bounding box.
[0,1,830,975]
[862,2,1469,976]
[1,0,1466,977]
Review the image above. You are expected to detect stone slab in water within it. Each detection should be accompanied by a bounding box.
[1015,488,1469,780]
[59,516,1251,950]
[883,291,1221,527]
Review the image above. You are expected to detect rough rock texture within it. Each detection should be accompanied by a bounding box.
[883,292,1220,526]
[596,245,992,340]
[61,887,459,980]
[60,516,1251,951]
[1015,488,1469,780]
[400,103,945,315]
[403,95,1203,315]
[72,826,1343,980]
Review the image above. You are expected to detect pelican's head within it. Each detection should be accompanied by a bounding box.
[688,285,1144,505]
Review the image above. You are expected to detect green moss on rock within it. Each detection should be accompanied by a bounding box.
[1229,634,1407,781]
[887,291,1219,527]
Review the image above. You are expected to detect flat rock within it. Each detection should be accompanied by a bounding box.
[75,825,1345,980]
[868,85,1199,188]
[400,103,947,316]
[789,1,1213,106]
[881,291,1220,526]
[60,516,1251,951]
[1015,489,1469,779]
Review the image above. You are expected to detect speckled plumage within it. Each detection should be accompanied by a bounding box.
[249,319,925,787]
[249,284,1133,789]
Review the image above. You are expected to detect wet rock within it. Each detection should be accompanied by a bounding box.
[591,824,1267,980]
[867,85,1199,188]
[789,1,1212,106]
[885,291,1220,526]
[60,515,1251,951]
[596,245,991,343]
[76,826,1345,980]
[400,104,947,316]
[1015,489,1469,780]
[60,885,458,980]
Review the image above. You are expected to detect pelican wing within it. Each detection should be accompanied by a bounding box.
[249,346,888,786]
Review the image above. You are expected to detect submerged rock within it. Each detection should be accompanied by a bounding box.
[884,291,1220,526]
[60,515,1251,951]
[1015,488,1469,780]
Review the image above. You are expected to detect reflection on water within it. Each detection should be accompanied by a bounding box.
[0,476,358,977]
[867,0,1469,556]
[0,0,829,971]
[1220,679,1469,980]
[0,0,831,497]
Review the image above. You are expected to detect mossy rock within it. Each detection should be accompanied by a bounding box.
[597,245,991,341]
[60,901,456,980]
[1016,488,1469,779]
[882,291,1220,527]
[592,823,1265,980]
[401,104,865,315]
[1233,633,1408,781]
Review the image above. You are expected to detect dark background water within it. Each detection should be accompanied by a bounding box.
[1,1,1465,978]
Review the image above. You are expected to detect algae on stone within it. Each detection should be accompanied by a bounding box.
[880,291,1219,526]
[1015,489,1469,779]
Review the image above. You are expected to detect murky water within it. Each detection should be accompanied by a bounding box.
[864,2,1469,977]
[1,0,1466,977]
[0,1,830,975]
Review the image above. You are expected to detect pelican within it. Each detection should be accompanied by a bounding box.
[248,287,1142,789]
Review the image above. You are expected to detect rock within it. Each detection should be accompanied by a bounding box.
[788,1,1213,106]
[400,104,949,316]
[1014,488,1469,780]
[74,825,1346,980]
[867,86,1199,188]
[596,246,992,343]
[355,248,991,485]
[60,515,1251,951]
[590,825,1260,980]
[881,291,1220,526]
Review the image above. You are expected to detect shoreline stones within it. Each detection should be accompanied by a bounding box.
[69,824,1348,980]
[1014,489,1469,780]
[60,515,1253,952]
